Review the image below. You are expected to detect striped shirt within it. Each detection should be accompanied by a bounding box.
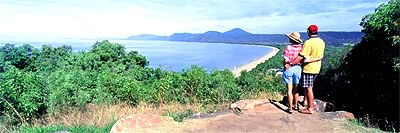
[283,44,303,64]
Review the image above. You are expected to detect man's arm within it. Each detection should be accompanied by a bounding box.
[291,39,310,65]
[305,56,323,63]
[291,55,304,64]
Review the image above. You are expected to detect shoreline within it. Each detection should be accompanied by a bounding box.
[231,46,279,77]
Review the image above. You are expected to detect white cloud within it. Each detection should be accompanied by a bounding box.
[0,0,387,40]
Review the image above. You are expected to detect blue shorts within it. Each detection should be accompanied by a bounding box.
[282,65,302,84]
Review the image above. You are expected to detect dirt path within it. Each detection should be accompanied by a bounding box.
[136,100,356,133]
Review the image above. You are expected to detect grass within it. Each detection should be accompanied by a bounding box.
[4,90,281,133]
[342,119,386,133]
[163,109,194,122]
[6,101,232,132]
[32,102,212,126]
[19,122,115,133]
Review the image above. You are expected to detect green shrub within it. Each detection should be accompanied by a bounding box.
[208,69,241,103]
[180,65,210,103]
[0,67,46,123]
[46,69,93,113]
[147,68,184,104]
[116,77,143,106]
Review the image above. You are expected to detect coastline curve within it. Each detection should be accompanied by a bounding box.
[231,46,279,77]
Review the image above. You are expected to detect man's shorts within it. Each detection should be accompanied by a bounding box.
[301,73,318,88]
[282,65,302,84]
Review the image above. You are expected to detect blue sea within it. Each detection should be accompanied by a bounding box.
[0,40,273,71]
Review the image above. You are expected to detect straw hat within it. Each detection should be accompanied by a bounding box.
[285,32,302,44]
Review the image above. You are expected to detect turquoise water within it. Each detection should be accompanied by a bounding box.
[0,40,273,71]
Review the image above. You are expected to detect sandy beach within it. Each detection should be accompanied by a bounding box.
[231,46,279,77]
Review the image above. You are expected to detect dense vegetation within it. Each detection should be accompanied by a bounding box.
[314,0,399,131]
[0,40,286,130]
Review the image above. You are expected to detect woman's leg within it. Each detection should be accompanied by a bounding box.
[286,83,293,111]
[283,67,296,112]
[291,65,301,110]
[293,84,299,110]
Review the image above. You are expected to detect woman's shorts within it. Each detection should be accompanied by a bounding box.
[282,65,302,84]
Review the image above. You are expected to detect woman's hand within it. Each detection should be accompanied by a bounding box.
[304,58,311,63]
[285,63,291,70]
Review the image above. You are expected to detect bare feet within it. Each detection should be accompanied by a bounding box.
[299,108,314,114]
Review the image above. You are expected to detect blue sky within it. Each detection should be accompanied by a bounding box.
[0,0,388,39]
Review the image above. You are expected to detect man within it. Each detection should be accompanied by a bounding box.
[288,24,325,114]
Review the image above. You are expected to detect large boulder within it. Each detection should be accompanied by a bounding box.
[110,114,174,133]
[313,99,327,112]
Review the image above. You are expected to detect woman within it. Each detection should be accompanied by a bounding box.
[282,32,303,113]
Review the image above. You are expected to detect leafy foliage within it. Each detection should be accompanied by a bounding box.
[0,40,271,126]
[315,0,399,131]
[0,67,46,123]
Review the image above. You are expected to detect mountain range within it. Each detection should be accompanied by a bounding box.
[126,28,364,46]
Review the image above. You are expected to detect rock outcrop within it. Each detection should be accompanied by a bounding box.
[230,99,354,119]
[314,99,327,112]
[110,99,356,132]
[110,114,174,133]
[320,111,355,120]
[230,99,270,112]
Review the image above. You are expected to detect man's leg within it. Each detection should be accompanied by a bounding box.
[303,93,308,107]
[300,73,315,114]
[306,86,314,111]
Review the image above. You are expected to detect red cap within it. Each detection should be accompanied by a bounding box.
[308,25,318,33]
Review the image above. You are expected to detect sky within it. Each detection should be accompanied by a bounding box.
[0,0,388,40]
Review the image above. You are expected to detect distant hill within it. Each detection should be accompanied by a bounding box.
[126,28,364,46]
[126,34,169,40]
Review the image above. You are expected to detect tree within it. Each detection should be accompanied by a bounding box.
[31,44,72,75]
[0,44,39,70]
[332,0,399,131]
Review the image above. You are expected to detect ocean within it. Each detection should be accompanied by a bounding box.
[0,40,273,71]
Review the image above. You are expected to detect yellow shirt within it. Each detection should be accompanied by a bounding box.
[300,36,325,74]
